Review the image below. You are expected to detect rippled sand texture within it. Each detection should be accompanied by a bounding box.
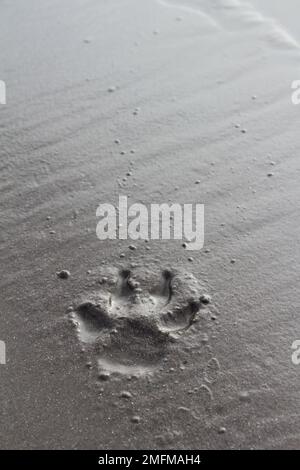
[0,0,300,449]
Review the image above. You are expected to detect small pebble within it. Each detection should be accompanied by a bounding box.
[129,245,136,250]
[188,257,193,262]
[230,259,236,264]
[200,294,211,304]
[131,415,141,424]
[114,139,120,144]
[238,391,250,402]
[120,391,133,399]
[98,372,110,381]
[218,427,226,434]
[195,180,200,184]
[267,172,274,177]
[107,86,116,93]
[56,270,70,279]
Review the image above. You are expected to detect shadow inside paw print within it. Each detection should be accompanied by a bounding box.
[71,266,208,376]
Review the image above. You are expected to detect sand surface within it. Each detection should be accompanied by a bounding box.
[0,0,300,449]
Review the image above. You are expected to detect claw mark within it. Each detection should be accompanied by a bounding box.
[117,269,133,296]
[162,269,173,303]
[150,269,173,307]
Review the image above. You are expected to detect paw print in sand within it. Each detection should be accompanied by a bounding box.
[69,266,209,376]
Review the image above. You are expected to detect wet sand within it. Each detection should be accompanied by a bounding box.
[0,0,300,449]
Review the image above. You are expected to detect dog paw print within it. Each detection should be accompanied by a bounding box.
[69,266,209,376]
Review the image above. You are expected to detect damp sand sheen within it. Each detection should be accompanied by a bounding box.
[0,0,300,449]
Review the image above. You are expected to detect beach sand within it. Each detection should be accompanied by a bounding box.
[0,0,300,449]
